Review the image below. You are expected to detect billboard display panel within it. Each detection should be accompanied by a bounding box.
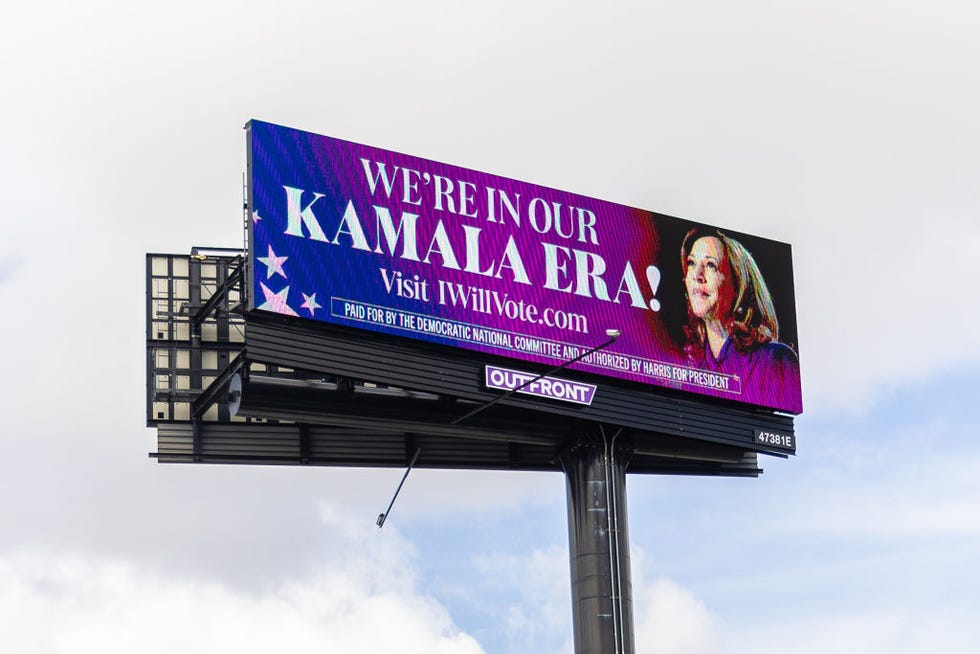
[247,120,802,413]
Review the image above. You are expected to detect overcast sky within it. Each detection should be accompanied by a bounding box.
[2,1,979,652]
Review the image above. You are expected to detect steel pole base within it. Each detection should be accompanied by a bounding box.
[561,432,634,654]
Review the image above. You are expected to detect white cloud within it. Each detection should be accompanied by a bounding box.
[634,578,721,654]
[470,543,725,654]
[0,505,485,654]
[752,413,980,542]
[0,255,21,283]
[471,545,572,654]
[624,383,980,653]
[726,608,980,654]
[0,542,734,654]
[793,213,980,412]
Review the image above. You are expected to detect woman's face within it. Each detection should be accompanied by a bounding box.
[685,236,734,321]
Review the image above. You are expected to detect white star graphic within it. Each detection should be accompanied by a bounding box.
[300,292,322,317]
[257,282,299,316]
[252,210,262,224]
[257,244,288,279]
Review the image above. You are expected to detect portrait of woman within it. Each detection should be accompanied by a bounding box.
[680,227,801,410]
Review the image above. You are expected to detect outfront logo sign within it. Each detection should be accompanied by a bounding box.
[247,120,802,413]
[484,365,597,406]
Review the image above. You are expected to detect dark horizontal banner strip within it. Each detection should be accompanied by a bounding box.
[244,314,794,454]
[153,423,760,476]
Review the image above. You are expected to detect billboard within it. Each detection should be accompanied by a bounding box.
[247,120,802,414]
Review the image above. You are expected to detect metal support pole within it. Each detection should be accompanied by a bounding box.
[561,432,634,654]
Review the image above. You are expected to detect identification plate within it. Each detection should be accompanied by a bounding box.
[754,428,796,451]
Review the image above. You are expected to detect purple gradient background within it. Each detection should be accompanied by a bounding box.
[247,120,801,413]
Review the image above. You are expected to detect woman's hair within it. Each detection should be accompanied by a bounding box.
[681,227,780,356]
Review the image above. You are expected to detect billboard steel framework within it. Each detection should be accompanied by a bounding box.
[147,247,796,653]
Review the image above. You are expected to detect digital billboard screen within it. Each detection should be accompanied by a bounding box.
[247,120,802,414]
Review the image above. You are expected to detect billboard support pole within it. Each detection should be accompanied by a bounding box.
[561,428,634,654]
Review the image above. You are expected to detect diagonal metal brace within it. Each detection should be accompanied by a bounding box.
[192,352,246,419]
[191,260,244,329]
